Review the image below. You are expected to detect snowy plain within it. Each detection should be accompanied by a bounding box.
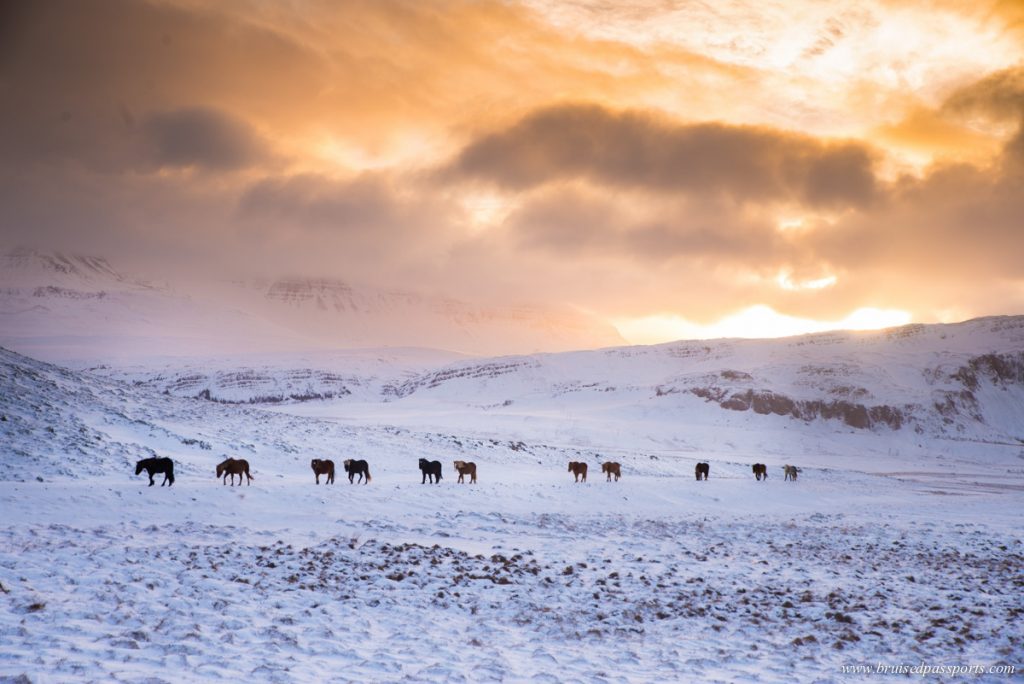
[2,316,1024,682]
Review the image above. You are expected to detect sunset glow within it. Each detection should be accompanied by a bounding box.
[3,0,1023,346]
[616,306,914,344]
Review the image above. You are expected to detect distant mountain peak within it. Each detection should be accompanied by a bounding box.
[4,248,122,279]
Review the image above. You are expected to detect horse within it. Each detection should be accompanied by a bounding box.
[752,463,768,481]
[135,457,174,487]
[216,458,253,486]
[695,462,709,481]
[419,458,442,484]
[601,461,621,482]
[311,459,335,484]
[568,461,588,482]
[453,460,477,484]
[783,465,800,481]
[343,459,371,484]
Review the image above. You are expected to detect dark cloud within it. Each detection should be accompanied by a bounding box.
[445,104,880,208]
[943,65,1024,120]
[142,108,270,171]
[504,187,785,264]
[0,0,321,171]
[240,174,409,233]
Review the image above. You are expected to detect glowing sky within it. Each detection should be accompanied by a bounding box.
[2,0,1024,343]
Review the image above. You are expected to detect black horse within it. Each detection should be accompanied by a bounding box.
[695,462,709,481]
[343,459,372,484]
[135,457,175,487]
[419,458,442,484]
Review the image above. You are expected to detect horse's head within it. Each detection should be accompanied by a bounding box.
[311,459,320,469]
[568,462,575,472]
[216,461,227,477]
[135,460,144,475]
[419,458,428,468]
[343,459,352,470]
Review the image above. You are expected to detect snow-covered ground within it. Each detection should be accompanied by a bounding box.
[2,331,1023,681]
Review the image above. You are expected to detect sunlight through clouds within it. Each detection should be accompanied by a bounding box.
[615,305,913,344]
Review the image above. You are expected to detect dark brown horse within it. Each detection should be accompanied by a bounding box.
[752,463,768,481]
[311,459,335,484]
[568,461,588,482]
[135,457,174,487]
[216,458,253,486]
[343,459,371,484]
[419,458,442,484]
[601,461,621,482]
[695,462,709,481]
[453,460,477,484]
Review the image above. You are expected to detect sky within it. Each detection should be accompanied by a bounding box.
[2,0,1023,344]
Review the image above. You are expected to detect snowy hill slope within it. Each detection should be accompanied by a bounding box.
[0,249,624,360]
[108,316,1024,452]
[376,315,1024,443]
[1,342,1022,681]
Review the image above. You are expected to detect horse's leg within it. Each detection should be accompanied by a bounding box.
[148,471,155,486]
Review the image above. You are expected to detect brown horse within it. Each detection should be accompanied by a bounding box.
[601,461,621,482]
[695,462,709,481]
[752,463,768,481]
[453,460,477,484]
[783,465,800,481]
[311,459,335,484]
[216,458,253,486]
[568,461,588,482]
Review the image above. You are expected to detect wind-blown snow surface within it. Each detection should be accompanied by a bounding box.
[1,341,1023,682]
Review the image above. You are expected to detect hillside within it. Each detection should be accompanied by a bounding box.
[95,317,1024,452]
[1,339,1022,682]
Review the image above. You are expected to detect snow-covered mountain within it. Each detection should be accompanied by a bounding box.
[95,316,1024,448]
[0,249,625,360]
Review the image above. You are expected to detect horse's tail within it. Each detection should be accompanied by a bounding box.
[366,470,372,483]
[167,469,175,485]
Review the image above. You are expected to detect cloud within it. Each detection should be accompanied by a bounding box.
[0,0,322,171]
[233,172,463,283]
[445,104,879,208]
[943,65,1024,120]
[503,186,785,264]
[142,108,271,171]
[2,0,1024,340]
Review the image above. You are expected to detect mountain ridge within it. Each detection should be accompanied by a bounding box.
[0,248,625,358]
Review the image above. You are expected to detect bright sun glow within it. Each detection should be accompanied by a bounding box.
[776,269,838,291]
[615,305,913,345]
